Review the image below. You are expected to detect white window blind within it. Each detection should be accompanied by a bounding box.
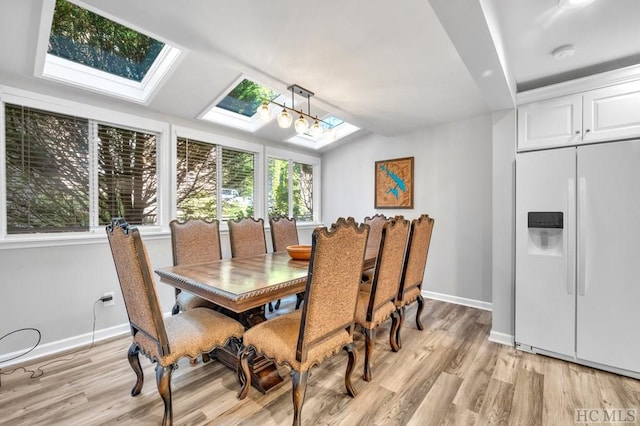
[97,124,158,225]
[175,137,217,221]
[175,137,255,222]
[3,103,160,235]
[5,104,90,233]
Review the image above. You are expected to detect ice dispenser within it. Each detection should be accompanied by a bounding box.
[527,212,563,256]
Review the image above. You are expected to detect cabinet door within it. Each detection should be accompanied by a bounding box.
[515,148,576,357]
[517,95,582,151]
[583,80,640,143]
[576,140,640,373]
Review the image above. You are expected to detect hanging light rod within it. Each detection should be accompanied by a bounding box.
[257,83,336,140]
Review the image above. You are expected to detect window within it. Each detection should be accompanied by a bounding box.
[37,0,182,103]
[199,76,286,133]
[176,137,255,222]
[216,79,279,118]
[267,157,315,222]
[4,103,159,235]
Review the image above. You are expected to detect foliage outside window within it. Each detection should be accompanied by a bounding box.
[4,104,158,234]
[216,79,280,117]
[267,158,314,222]
[48,0,165,82]
[176,137,255,222]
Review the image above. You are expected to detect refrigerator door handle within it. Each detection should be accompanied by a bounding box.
[578,177,587,296]
[567,179,575,295]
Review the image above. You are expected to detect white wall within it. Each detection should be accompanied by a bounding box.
[490,109,517,344]
[322,114,493,304]
[0,227,314,362]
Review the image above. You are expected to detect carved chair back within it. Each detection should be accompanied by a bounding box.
[398,214,435,298]
[228,217,267,258]
[269,216,299,252]
[170,218,222,266]
[296,217,369,363]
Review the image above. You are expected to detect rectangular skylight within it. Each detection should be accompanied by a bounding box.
[216,79,280,117]
[35,0,182,104]
[199,76,284,132]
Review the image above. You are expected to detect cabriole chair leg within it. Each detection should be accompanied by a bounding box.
[127,344,144,396]
[156,364,174,426]
[416,295,425,330]
[344,343,358,397]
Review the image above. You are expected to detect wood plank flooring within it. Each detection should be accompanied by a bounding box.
[1,298,640,425]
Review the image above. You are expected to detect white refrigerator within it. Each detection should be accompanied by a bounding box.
[515,139,640,376]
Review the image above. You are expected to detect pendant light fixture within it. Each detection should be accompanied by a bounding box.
[264,84,338,139]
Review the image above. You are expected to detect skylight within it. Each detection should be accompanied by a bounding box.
[199,77,286,132]
[288,116,360,150]
[36,0,182,103]
[216,79,280,117]
[200,76,360,149]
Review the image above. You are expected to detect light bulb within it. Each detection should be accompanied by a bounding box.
[310,119,323,138]
[294,114,309,134]
[325,127,337,142]
[257,102,271,122]
[277,108,292,128]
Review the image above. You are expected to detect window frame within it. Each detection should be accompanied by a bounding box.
[0,86,321,249]
[34,0,184,105]
[171,125,264,231]
[265,146,321,225]
[0,86,170,246]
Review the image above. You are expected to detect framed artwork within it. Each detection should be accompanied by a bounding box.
[374,156,414,209]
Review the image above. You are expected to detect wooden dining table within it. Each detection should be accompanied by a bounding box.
[155,248,377,393]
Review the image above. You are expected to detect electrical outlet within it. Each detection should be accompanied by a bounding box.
[102,291,115,307]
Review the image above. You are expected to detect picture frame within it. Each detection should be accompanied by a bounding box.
[374,156,414,209]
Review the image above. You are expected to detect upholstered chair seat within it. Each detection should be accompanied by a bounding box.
[354,292,396,329]
[354,217,409,381]
[242,310,353,372]
[175,291,218,312]
[238,217,369,426]
[132,307,244,366]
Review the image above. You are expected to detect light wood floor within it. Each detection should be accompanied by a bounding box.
[2,298,640,425]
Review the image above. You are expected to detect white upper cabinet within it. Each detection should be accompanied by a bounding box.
[583,80,640,143]
[518,95,582,151]
[518,80,640,151]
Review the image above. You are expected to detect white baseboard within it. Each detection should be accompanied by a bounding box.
[422,290,492,311]
[0,322,131,369]
[489,330,515,346]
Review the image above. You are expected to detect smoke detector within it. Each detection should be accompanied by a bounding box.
[552,44,576,60]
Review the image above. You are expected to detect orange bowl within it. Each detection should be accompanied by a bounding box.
[286,244,312,260]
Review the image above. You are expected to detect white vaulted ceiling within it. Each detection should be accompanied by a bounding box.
[0,0,639,150]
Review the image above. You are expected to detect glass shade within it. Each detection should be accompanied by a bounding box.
[294,115,309,134]
[257,102,271,122]
[277,108,292,128]
[310,119,323,138]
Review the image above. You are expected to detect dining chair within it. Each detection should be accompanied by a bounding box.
[169,218,221,315]
[105,218,244,426]
[228,216,267,259]
[392,214,435,351]
[269,215,303,310]
[237,217,369,426]
[228,217,281,313]
[354,216,409,381]
[362,214,388,280]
